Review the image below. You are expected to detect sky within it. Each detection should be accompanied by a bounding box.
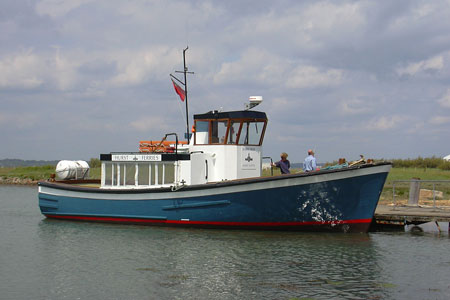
[1,0,450,163]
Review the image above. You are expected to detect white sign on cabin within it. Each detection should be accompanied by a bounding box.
[111,154,162,162]
[241,147,257,170]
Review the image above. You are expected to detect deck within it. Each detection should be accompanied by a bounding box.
[373,204,450,229]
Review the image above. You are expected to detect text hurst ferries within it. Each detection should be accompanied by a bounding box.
[38,107,391,233]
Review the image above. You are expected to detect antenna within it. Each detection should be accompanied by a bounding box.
[170,47,194,143]
[245,96,263,110]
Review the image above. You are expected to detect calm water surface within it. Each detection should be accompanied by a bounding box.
[1,185,450,299]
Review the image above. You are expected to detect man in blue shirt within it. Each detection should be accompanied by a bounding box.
[272,152,290,174]
[303,149,317,172]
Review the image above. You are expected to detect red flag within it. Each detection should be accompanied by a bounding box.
[171,78,185,101]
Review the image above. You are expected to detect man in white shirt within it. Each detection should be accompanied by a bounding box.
[303,149,317,172]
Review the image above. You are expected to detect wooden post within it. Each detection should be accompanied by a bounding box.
[408,178,420,206]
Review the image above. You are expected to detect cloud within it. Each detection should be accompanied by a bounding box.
[302,1,366,34]
[0,51,44,89]
[366,115,407,131]
[429,116,450,125]
[0,112,39,129]
[268,97,290,112]
[108,47,180,87]
[286,65,344,89]
[233,1,366,49]
[129,116,172,132]
[0,46,180,93]
[339,98,371,115]
[438,89,450,108]
[2,1,450,161]
[213,48,344,89]
[129,116,173,132]
[396,55,444,76]
[388,2,438,32]
[51,48,80,90]
[213,49,282,86]
[0,48,81,91]
[35,0,94,18]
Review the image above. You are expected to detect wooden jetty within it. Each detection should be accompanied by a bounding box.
[372,179,450,230]
[373,205,450,230]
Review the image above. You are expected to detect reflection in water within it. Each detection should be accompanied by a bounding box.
[35,220,385,299]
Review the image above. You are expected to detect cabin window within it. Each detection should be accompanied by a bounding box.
[238,121,265,145]
[196,121,209,132]
[101,161,176,187]
[227,121,240,144]
[211,120,228,144]
[112,164,118,185]
[137,164,149,185]
[194,121,209,145]
[162,163,175,184]
[104,163,113,185]
[194,118,266,145]
[124,164,136,185]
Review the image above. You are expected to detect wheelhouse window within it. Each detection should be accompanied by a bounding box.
[194,118,267,146]
[194,121,209,145]
[227,121,240,144]
[211,120,228,144]
[238,121,265,145]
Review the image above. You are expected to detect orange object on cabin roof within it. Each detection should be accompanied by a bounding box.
[139,140,187,153]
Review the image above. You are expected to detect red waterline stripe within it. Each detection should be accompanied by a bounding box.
[45,215,372,226]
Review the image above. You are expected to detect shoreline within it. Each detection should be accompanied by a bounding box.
[0,177,39,185]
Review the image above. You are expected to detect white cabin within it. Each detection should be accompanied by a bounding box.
[99,109,268,189]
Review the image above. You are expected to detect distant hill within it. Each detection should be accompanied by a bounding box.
[0,159,59,168]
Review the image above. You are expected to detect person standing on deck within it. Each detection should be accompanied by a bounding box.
[271,152,291,174]
[303,149,317,172]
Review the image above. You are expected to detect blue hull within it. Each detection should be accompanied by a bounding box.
[38,163,391,233]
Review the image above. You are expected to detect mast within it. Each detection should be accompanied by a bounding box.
[171,47,194,143]
[182,47,190,143]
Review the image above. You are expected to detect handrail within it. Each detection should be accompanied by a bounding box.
[392,179,450,210]
[164,133,178,160]
[262,156,273,176]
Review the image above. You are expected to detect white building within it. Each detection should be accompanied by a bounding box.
[444,154,450,161]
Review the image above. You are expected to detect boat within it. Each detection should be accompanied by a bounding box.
[38,50,391,233]
[38,103,391,233]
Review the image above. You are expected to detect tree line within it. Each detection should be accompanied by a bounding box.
[389,156,450,170]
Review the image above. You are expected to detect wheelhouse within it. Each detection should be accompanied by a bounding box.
[193,110,268,146]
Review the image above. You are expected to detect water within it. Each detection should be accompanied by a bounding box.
[1,186,450,300]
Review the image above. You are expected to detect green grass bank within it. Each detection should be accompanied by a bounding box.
[0,165,101,184]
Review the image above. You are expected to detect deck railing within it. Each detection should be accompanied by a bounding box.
[101,161,177,188]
